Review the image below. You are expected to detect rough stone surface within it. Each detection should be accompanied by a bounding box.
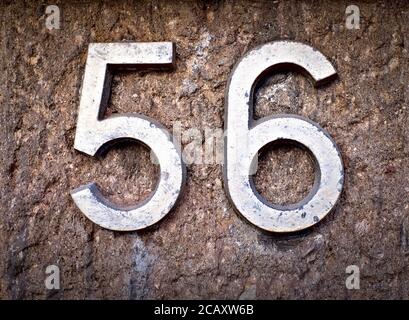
[1,0,409,299]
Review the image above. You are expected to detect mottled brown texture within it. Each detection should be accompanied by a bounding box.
[1,0,409,299]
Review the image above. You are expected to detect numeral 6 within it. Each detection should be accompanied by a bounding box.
[224,41,344,232]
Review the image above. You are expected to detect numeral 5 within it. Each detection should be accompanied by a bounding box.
[71,43,186,231]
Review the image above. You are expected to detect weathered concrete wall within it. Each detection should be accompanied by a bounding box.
[1,0,409,299]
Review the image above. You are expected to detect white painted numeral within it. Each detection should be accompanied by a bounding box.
[71,43,185,231]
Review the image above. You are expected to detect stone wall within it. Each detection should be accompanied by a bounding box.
[1,0,409,299]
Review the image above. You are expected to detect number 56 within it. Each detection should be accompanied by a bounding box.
[71,41,343,233]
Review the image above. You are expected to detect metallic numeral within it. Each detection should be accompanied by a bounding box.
[224,41,344,233]
[71,42,185,231]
